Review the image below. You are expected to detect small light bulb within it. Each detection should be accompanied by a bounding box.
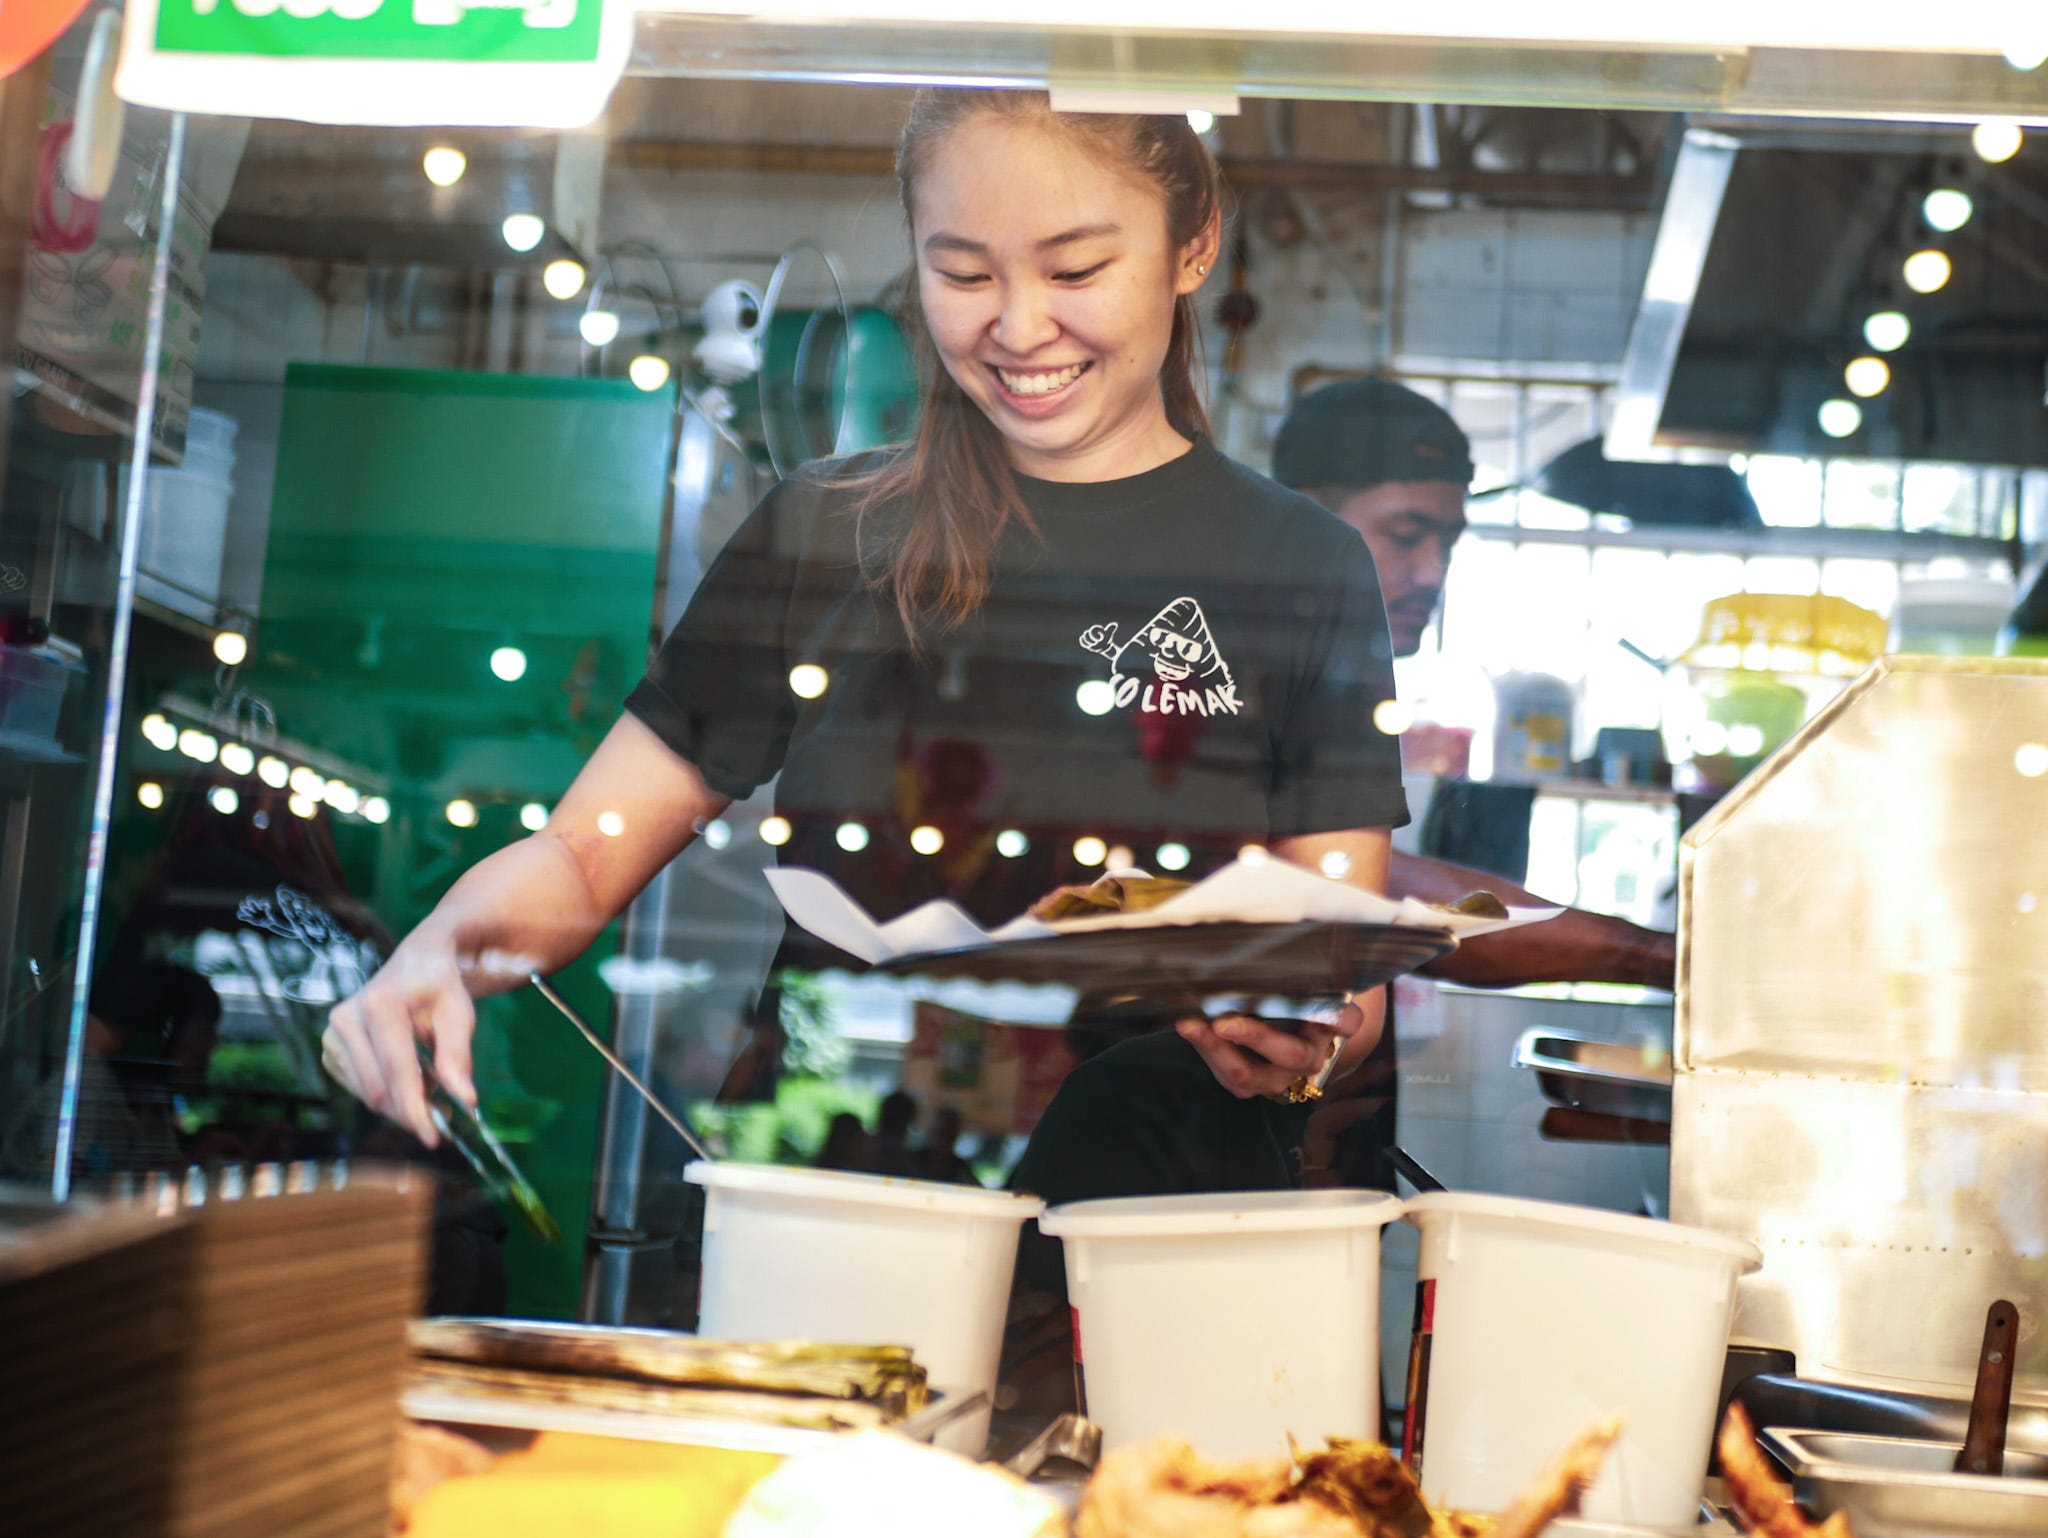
[446,798,478,829]
[759,815,792,847]
[701,818,731,850]
[1075,680,1115,717]
[1818,398,1863,439]
[212,630,248,666]
[289,765,325,798]
[219,743,252,776]
[1863,311,1911,353]
[257,756,289,788]
[1922,188,1973,233]
[209,786,240,815]
[1238,844,1269,866]
[1319,850,1353,880]
[324,781,360,815]
[597,810,627,837]
[177,729,218,764]
[1072,835,1108,867]
[1693,722,1731,756]
[2017,743,2048,778]
[1373,699,1414,736]
[137,781,165,809]
[628,355,671,392]
[361,796,391,825]
[1186,108,1217,135]
[1973,119,2024,164]
[289,793,319,820]
[910,824,944,855]
[835,821,870,852]
[502,213,545,252]
[490,646,528,682]
[141,713,177,751]
[1155,841,1192,872]
[1903,249,1952,294]
[520,802,549,831]
[422,146,467,187]
[1727,724,1767,758]
[788,663,829,699]
[1845,356,1891,398]
[996,829,1029,859]
[2005,36,2048,72]
[579,309,620,347]
[542,259,585,300]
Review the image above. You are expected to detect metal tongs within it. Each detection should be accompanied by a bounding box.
[416,1038,563,1244]
[528,972,716,1164]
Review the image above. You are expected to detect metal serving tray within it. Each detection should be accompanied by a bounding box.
[1762,1428,2048,1537]
[1513,1028,1674,1122]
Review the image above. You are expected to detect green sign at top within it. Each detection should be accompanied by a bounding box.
[153,0,604,64]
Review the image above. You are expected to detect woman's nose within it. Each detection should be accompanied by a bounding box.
[991,286,1059,354]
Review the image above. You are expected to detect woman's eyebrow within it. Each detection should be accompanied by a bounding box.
[920,223,1123,257]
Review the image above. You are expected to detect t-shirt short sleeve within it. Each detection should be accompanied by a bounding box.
[1266,530,1410,838]
[624,480,808,800]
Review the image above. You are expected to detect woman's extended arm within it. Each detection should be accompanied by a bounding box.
[322,714,728,1144]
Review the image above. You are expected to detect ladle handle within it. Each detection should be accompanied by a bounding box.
[1956,1299,2019,1476]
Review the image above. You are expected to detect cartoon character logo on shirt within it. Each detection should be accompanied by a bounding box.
[1079,597,1243,718]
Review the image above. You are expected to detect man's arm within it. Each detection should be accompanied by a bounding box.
[1388,848,1674,990]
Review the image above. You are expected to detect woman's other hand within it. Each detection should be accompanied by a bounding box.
[1175,999,1373,1102]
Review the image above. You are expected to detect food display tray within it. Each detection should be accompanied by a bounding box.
[1762,1428,2048,1537]
[876,920,1456,1001]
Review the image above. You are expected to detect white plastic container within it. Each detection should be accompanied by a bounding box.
[1401,1193,1761,1528]
[1040,1190,1403,1459]
[685,1161,1042,1456]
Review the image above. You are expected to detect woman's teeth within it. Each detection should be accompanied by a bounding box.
[996,363,1087,397]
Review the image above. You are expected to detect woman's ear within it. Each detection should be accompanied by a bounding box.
[1176,210,1223,296]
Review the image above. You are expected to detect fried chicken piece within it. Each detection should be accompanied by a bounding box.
[389,1423,494,1533]
[1488,1415,1622,1538]
[1077,1441,1351,1538]
[1030,876,1191,922]
[1717,1404,1854,1538]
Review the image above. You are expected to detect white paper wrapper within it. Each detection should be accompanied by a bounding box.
[765,855,1559,967]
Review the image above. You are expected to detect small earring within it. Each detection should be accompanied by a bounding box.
[1197,264,1209,275]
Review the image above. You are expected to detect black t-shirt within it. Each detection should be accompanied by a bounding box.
[625,439,1408,957]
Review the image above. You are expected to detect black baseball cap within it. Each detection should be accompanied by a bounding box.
[1271,377,1474,493]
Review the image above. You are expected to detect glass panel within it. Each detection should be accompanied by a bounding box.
[1746,455,1823,527]
[0,33,186,1196]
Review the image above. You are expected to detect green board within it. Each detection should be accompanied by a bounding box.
[256,363,674,1316]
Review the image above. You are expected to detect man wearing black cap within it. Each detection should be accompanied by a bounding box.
[1272,377,1474,660]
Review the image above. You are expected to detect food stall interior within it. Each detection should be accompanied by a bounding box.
[0,11,2044,1427]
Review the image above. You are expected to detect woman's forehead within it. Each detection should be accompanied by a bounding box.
[911,115,1167,242]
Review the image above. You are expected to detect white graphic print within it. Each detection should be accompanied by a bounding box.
[1080,597,1243,718]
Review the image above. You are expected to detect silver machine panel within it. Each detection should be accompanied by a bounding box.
[1673,656,2048,1395]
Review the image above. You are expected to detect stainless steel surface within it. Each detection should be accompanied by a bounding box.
[1002,1414,1103,1480]
[1606,129,1737,460]
[1736,1374,2048,1459]
[1762,1428,2048,1537]
[531,973,714,1165]
[1766,1431,2048,1481]
[629,15,2048,121]
[1672,657,2048,1396]
[1514,1028,1674,1122]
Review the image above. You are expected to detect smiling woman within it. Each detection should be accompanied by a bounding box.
[322,86,1410,1150]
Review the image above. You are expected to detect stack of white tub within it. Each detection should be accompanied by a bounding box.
[685,1162,1759,1528]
